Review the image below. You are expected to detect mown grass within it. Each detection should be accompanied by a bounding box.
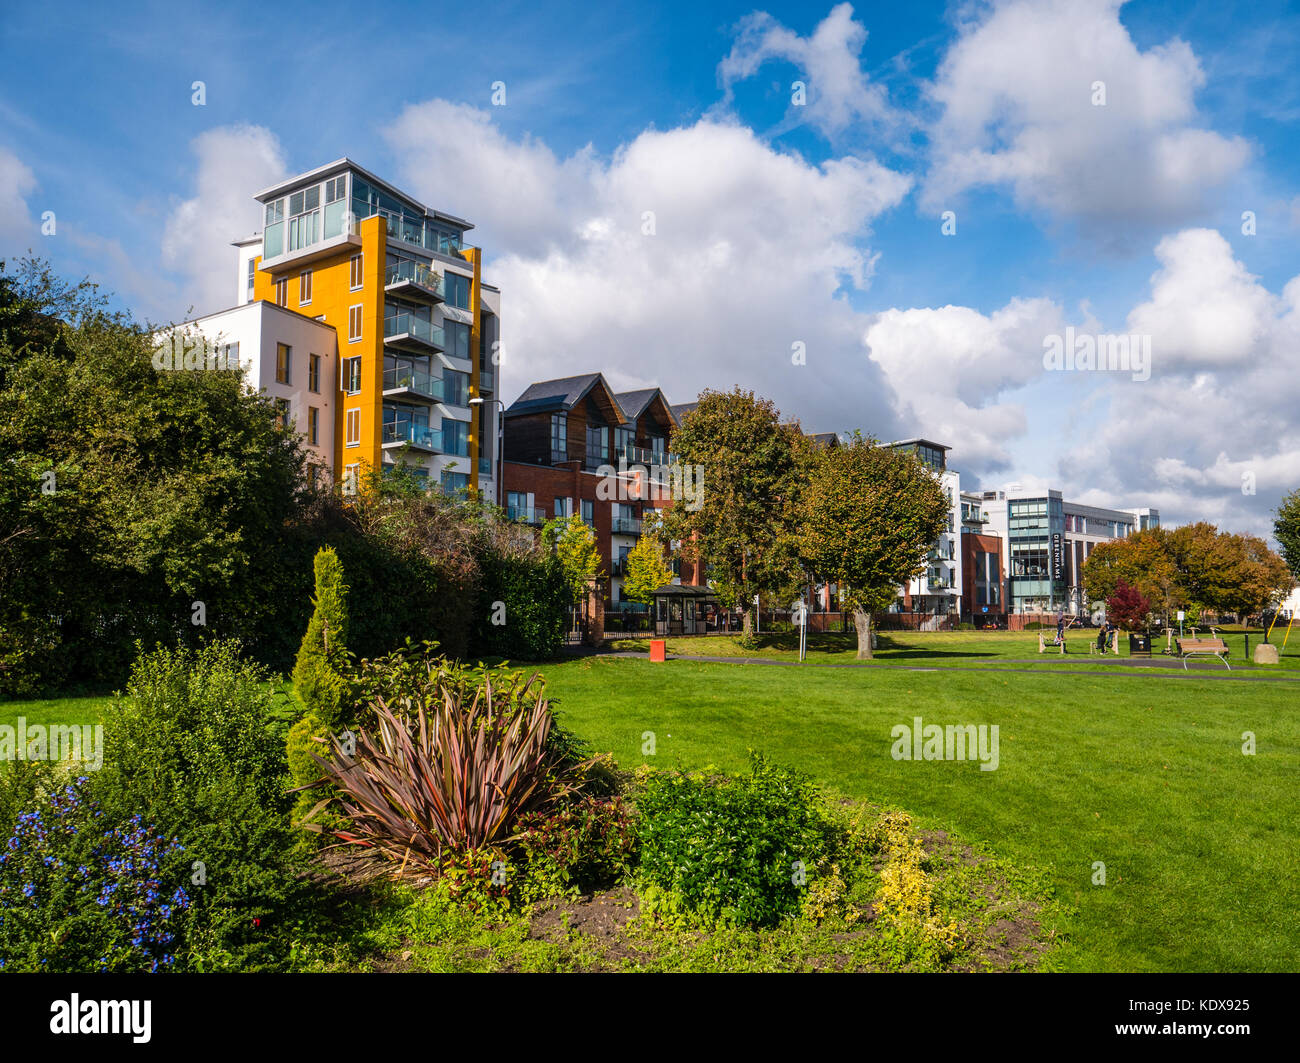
[607,627,1300,670]
[531,656,1300,972]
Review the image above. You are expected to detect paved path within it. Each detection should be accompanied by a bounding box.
[570,648,1300,683]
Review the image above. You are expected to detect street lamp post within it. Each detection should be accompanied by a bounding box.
[468,396,507,507]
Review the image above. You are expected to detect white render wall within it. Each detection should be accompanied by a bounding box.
[183,301,339,473]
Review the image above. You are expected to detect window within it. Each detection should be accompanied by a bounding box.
[445,272,471,309]
[264,199,286,258]
[299,270,312,304]
[308,353,321,393]
[554,497,573,519]
[276,343,291,385]
[348,305,363,342]
[445,320,471,360]
[442,369,469,405]
[246,258,255,298]
[346,408,360,446]
[586,423,609,463]
[615,426,634,455]
[581,499,594,527]
[325,176,347,203]
[441,470,470,495]
[274,398,290,429]
[308,406,319,445]
[343,356,362,394]
[274,278,287,307]
[443,420,469,456]
[550,413,567,461]
[350,254,363,290]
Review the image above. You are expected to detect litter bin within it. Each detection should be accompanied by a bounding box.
[649,639,666,662]
[1128,633,1152,658]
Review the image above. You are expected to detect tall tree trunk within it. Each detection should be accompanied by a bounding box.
[854,609,873,659]
[742,607,754,638]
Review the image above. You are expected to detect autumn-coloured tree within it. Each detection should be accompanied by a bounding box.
[1105,578,1152,631]
[542,514,603,623]
[796,433,949,659]
[623,511,673,605]
[1082,528,1182,617]
[661,388,811,638]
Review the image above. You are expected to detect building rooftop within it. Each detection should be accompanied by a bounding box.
[507,373,627,419]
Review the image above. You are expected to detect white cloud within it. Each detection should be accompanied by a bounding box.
[0,148,39,249]
[863,296,1064,469]
[161,125,287,315]
[1047,227,1300,536]
[717,2,898,138]
[925,0,1250,237]
[384,104,912,434]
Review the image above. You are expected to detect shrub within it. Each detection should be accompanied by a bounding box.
[515,795,637,902]
[474,550,568,660]
[94,641,321,971]
[634,753,839,928]
[306,659,584,876]
[0,775,190,972]
[292,546,353,729]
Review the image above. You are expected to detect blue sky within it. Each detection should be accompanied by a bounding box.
[2,0,1298,539]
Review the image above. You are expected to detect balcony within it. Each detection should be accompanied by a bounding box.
[382,365,445,403]
[384,312,444,354]
[384,259,444,304]
[381,421,441,453]
[928,576,952,590]
[611,516,642,535]
[506,505,546,526]
[583,451,612,472]
[550,447,573,465]
[611,557,628,577]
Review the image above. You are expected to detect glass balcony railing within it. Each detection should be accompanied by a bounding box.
[384,313,444,351]
[382,365,446,400]
[478,367,495,391]
[385,259,444,300]
[381,421,441,451]
[611,516,642,535]
[506,505,545,525]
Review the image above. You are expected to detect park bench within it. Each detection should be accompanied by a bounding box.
[1175,637,1231,670]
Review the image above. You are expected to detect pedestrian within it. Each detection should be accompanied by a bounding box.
[1056,612,1065,646]
[1096,622,1108,654]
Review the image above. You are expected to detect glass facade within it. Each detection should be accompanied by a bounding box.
[1007,495,1063,610]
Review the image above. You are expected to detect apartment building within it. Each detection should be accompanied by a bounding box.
[227,159,500,495]
[885,439,964,618]
[982,489,1160,616]
[159,301,339,475]
[959,490,1005,623]
[501,373,702,614]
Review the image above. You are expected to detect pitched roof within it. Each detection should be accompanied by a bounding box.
[670,401,699,421]
[613,389,660,419]
[807,432,841,448]
[506,373,626,419]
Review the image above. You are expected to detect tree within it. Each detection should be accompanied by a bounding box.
[1106,578,1151,631]
[1273,489,1300,583]
[292,546,352,729]
[797,434,949,659]
[1083,529,1182,619]
[543,514,602,629]
[623,512,673,606]
[661,388,809,638]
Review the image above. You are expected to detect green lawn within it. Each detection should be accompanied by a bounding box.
[533,655,1300,972]
[608,627,1300,670]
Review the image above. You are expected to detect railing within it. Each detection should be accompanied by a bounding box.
[927,576,951,590]
[583,451,612,472]
[383,312,444,350]
[382,365,445,400]
[384,259,444,299]
[478,367,495,391]
[381,421,441,450]
[506,505,545,525]
[611,557,628,576]
[550,447,571,464]
[611,516,642,535]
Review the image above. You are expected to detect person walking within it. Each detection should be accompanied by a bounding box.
[1056,612,1066,646]
[1096,620,1108,655]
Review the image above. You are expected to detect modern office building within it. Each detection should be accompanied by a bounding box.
[982,489,1159,617]
[225,159,501,495]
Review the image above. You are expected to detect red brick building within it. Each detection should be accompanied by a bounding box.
[501,373,704,622]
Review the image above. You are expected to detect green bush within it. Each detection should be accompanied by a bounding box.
[94,641,323,971]
[634,753,840,928]
[292,546,353,729]
[515,795,637,902]
[0,772,190,972]
[474,551,568,660]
